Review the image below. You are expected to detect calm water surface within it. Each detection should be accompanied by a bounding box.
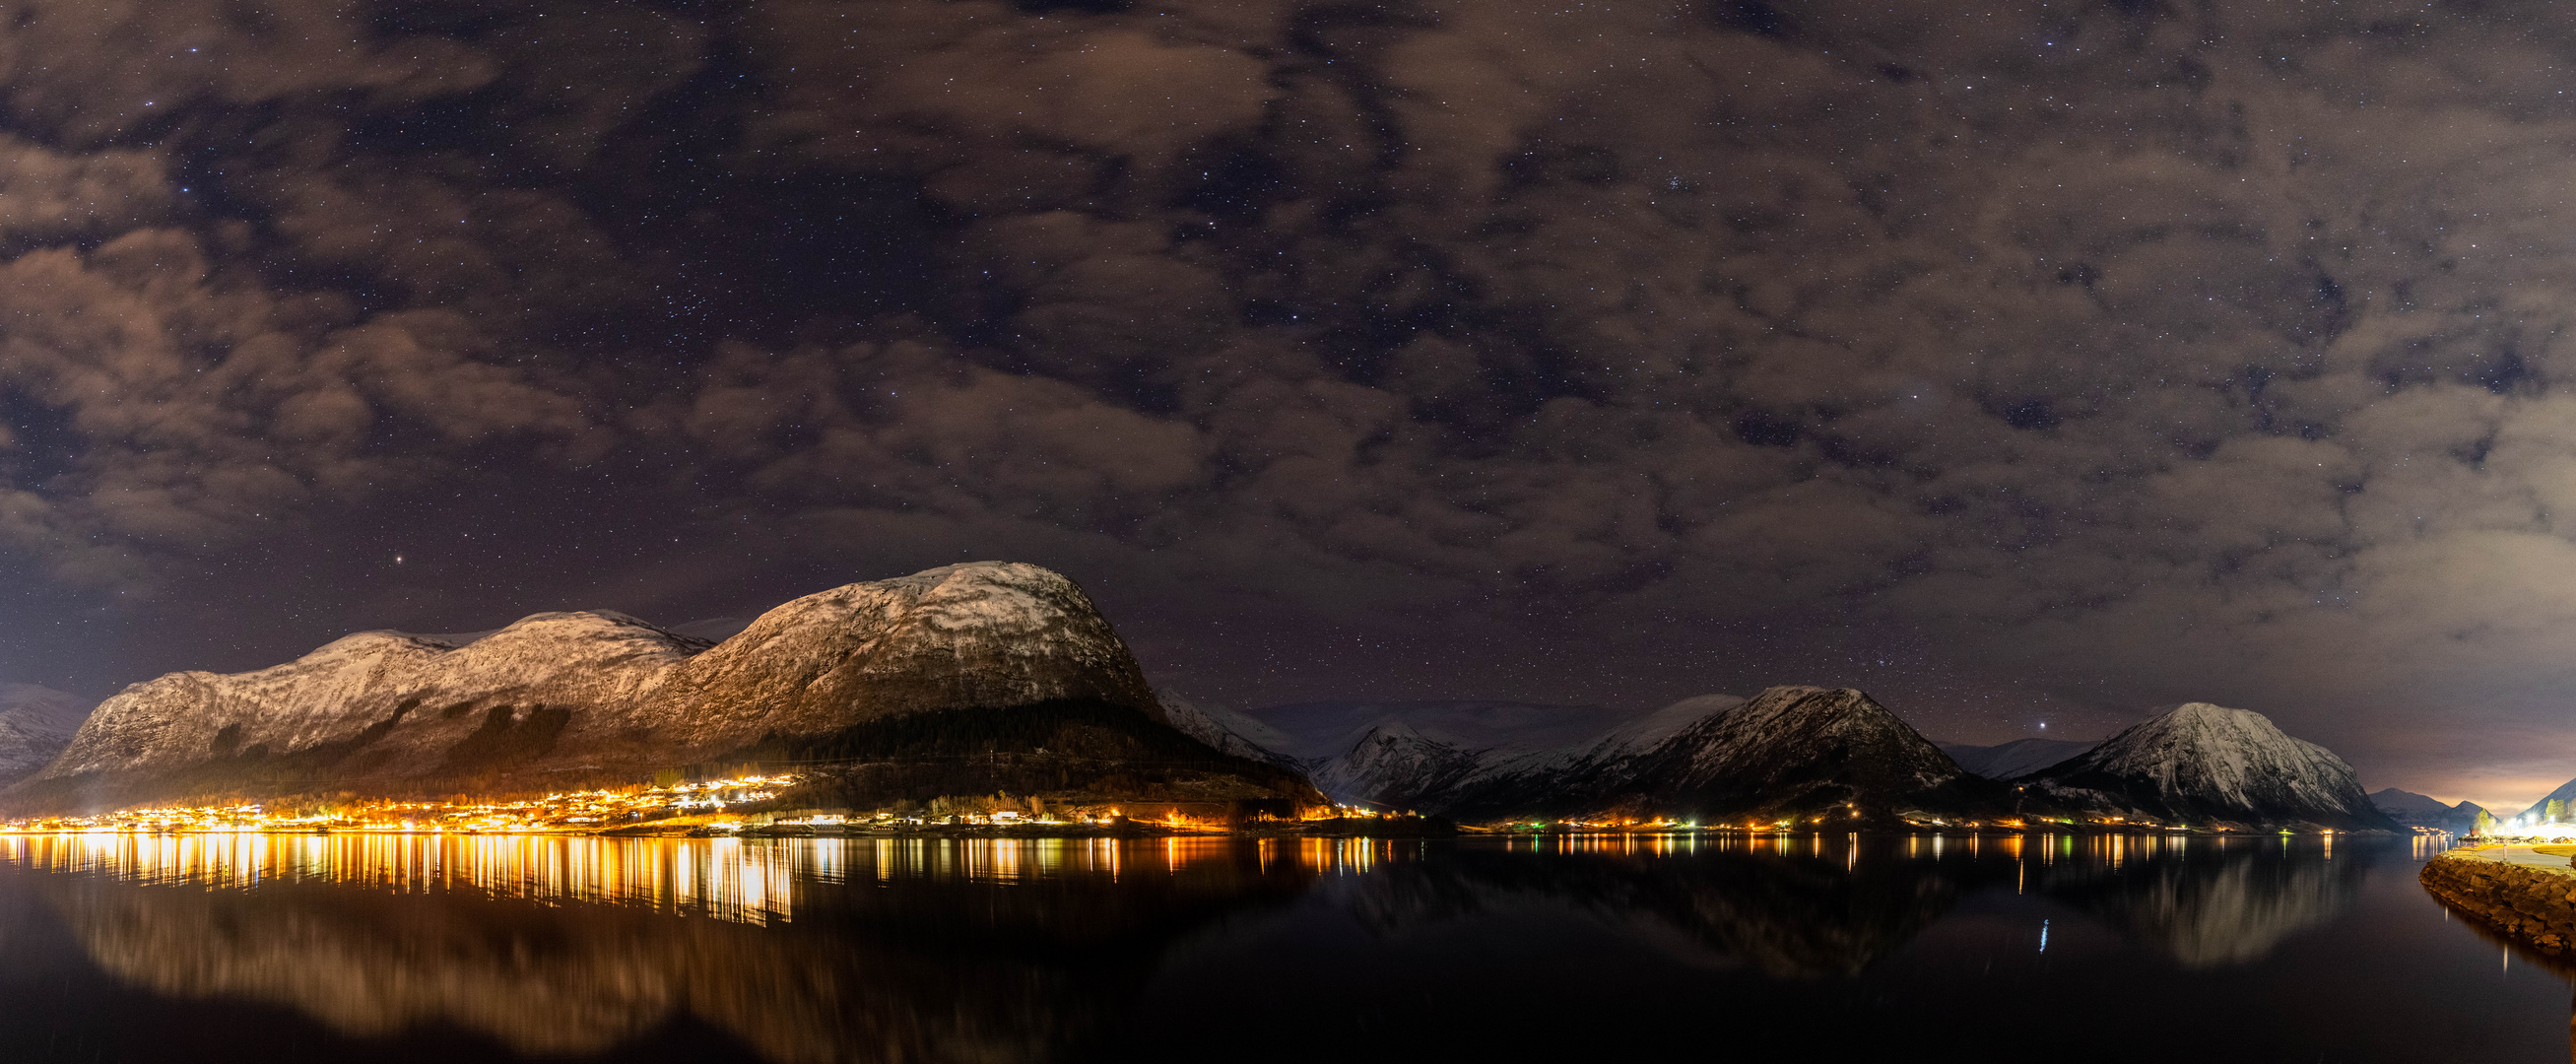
[0,831,2554,1063]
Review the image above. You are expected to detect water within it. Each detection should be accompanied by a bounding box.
[0,831,2557,1063]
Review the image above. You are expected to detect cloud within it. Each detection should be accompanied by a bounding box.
[0,229,594,586]
[13,0,2576,799]
[0,0,497,145]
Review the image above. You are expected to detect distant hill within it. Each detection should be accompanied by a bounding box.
[2368,788,2483,832]
[2021,703,2392,830]
[1525,687,2002,825]
[2488,774,2576,830]
[0,684,94,787]
[1158,693,1305,770]
[1240,699,1645,763]
[1939,738,2099,781]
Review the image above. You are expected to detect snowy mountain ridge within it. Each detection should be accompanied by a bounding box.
[1289,686,1992,824]
[1939,737,2100,781]
[1243,699,1636,762]
[1159,693,1303,770]
[2024,702,2388,829]
[0,684,94,787]
[2369,788,2484,832]
[1283,692,2390,829]
[20,562,1167,806]
[1280,696,1740,811]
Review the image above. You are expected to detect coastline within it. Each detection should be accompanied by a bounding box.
[2421,846,2576,953]
[0,823,2423,841]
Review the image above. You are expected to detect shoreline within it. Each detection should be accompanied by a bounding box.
[2421,846,2576,954]
[0,824,2431,840]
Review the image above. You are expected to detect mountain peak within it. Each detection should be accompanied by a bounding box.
[2026,701,2387,829]
[1587,686,1984,823]
[2165,700,2256,723]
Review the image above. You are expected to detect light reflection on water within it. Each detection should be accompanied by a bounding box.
[0,829,2468,911]
[0,830,2542,1064]
[0,832,1449,926]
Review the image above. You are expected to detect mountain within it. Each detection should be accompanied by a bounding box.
[1156,693,1303,770]
[1311,719,1499,812]
[12,563,1314,813]
[2505,775,2576,828]
[1292,687,2006,826]
[1939,737,2098,781]
[2368,788,2483,832]
[0,684,94,787]
[1221,698,1663,813]
[2020,703,2391,830]
[1242,699,1641,763]
[1275,696,1726,812]
[1425,694,1749,816]
[1547,687,1999,825]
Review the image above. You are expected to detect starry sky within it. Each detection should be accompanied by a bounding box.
[6,0,2576,810]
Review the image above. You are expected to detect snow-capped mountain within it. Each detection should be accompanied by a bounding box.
[15,563,1230,808]
[638,562,1163,748]
[1158,692,1303,770]
[1268,697,1725,811]
[2022,703,2390,830]
[1245,699,1641,762]
[1563,687,1984,823]
[42,611,710,785]
[1425,694,1750,816]
[2368,788,2483,832]
[1939,738,2099,781]
[1287,687,1997,824]
[1310,719,1498,811]
[0,684,94,786]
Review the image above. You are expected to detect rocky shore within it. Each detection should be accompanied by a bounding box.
[2420,846,2576,952]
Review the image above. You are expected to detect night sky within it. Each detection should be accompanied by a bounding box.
[3,0,2572,809]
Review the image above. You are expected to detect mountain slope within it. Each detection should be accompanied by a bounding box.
[638,564,1163,753]
[1282,695,1739,812]
[1308,719,1498,811]
[2023,703,2390,830]
[1939,738,2098,781]
[0,684,94,787]
[39,612,708,788]
[2508,775,2576,827]
[2369,788,2483,832]
[1572,687,1996,824]
[1157,693,1304,770]
[12,563,1301,812]
[1243,699,1637,763]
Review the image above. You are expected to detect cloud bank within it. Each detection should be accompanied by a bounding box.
[7,0,2576,806]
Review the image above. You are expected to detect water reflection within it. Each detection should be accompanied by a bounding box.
[3,834,1327,1063]
[1337,831,2392,975]
[2030,833,2373,967]
[0,831,2465,1062]
[1351,833,1960,976]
